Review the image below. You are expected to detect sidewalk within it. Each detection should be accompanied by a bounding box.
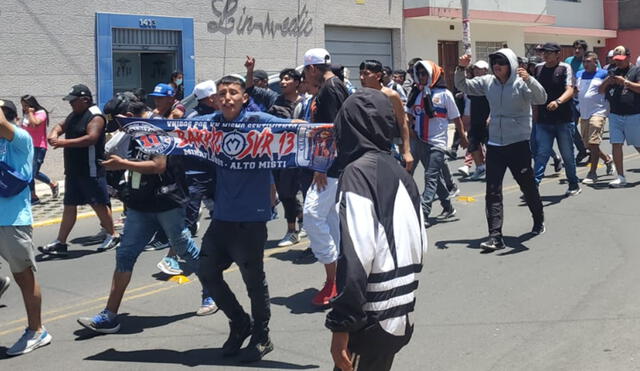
[32,182,124,227]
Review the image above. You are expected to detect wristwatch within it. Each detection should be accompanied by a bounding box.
[555,99,562,105]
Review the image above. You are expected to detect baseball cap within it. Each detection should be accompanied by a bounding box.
[612,45,631,61]
[193,80,217,100]
[63,84,92,101]
[303,48,331,66]
[472,60,489,70]
[536,42,561,53]
[0,99,17,118]
[148,83,175,97]
[252,70,269,81]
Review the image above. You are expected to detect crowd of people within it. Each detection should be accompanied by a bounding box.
[1,39,639,370]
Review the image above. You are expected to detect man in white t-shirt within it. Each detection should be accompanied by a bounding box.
[576,51,614,184]
[407,60,467,223]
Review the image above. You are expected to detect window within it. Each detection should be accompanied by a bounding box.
[475,41,506,62]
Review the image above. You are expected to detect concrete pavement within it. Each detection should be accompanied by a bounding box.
[1,152,639,370]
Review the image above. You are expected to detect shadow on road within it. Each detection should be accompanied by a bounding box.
[270,248,317,266]
[73,312,196,340]
[271,288,325,314]
[435,232,534,256]
[84,347,319,369]
[35,248,102,262]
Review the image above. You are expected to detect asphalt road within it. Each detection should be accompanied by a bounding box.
[1,152,640,371]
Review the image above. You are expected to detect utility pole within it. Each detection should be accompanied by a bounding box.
[461,0,471,55]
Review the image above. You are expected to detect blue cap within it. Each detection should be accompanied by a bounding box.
[148,83,175,97]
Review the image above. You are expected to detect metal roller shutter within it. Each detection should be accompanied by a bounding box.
[325,26,393,89]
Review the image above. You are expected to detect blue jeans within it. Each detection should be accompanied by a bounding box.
[533,122,579,186]
[186,171,215,228]
[410,138,452,217]
[29,147,51,191]
[116,207,199,273]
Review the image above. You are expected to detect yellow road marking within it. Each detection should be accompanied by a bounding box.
[0,241,310,336]
[8,154,637,336]
[33,207,125,228]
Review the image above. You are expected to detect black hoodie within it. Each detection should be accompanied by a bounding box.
[327,88,427,354]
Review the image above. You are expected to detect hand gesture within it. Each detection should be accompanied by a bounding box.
[458,54,472,68]
[27,107,35,114]
[101,155,124,171]
[517,67,530,82]
[403,151,414,172]
[331,332,353,371]
[546,100,559,111]
[313,171,328,192]
[244,56,256,71]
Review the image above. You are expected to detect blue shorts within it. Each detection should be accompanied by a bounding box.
[609,113,640,146]
[63,176,110,206]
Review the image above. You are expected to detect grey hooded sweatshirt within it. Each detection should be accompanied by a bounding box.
[454,48,547,146]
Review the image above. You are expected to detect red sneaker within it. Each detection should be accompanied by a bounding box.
[311,280,337,307]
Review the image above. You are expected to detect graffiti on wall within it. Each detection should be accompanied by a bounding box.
[207,0,313,38]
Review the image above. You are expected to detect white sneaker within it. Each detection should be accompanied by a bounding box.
[609,175,627,188]
[582,173,597,185]
[457,165,471,177]
[6,327,52,356]
[298,228,308,239]
[97,234,120,251]
[277,232,300,247]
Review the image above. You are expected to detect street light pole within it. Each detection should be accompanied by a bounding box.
[461,0,471,55]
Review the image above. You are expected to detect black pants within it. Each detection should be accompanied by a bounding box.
[333,350,395,371]
[199,220,270,332]
[274,169,314,224]
[486,141,543,238]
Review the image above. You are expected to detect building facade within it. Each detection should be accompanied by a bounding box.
[1,0,403,120]
[403,0,616,88]
[604,0,640,63]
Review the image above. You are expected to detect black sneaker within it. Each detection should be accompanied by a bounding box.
[553,157,564,173]
[565,185,582,197]
[531,223,546,236]
[480,237,505,251]
[38,241,68,256]
[437,208,457,219]
[448,183,460,199]
[0,276,10,300]
[222,315,253,357]
[575,152,589,165]
[239,335,274,363]
[445,149,458,161]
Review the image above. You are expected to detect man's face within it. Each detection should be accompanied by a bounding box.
[415,65,429,86]
[583,57,597,72]
[574,46,585,58]
[280,75,299,95]
[254,78,268,89]
[69,97,90,114]
[359,69,381,88]
[216,83,248,120]
[492,63,509,80]
[392,73,405,85]
[153,96,173,112]
[381,70,391,84]
[542,51,560,65]
[615,58,630,69]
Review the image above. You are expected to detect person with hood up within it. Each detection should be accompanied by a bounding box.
[326,88,427,371]
[406,60,467,224]
[455,49,547,251]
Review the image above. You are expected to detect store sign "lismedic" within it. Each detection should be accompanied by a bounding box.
[207,0,313,38]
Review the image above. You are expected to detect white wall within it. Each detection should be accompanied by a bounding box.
[405,18,526,62]
[405,0,548,15]
[545,0,604,29]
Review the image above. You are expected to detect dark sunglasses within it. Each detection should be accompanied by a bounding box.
[492,59,509,66]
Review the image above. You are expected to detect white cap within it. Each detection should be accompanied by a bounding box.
[303,48,331,66]
[193,80,217,100]
[473,60,489,70]
[607,49,614,58]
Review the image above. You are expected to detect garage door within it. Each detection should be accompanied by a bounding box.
[325,26,393,89]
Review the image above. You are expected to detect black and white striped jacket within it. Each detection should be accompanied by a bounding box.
[326,151,427,354]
